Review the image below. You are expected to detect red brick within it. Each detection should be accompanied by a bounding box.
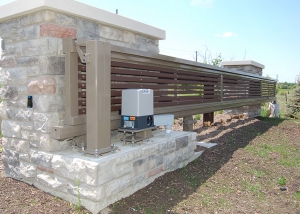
[148,165,163,178]
[40,23,76,38]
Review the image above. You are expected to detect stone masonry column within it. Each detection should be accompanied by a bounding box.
[0,0,163,179]
[221,60,265,117]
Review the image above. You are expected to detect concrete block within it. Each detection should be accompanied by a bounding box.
[67,182,104,201]
[104,174,132,198]
[148,165,163,178]
[0,101,8,120]
[27,66,40,76]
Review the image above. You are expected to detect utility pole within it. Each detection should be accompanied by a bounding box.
[196,51,197,62]
[116,9,118,14]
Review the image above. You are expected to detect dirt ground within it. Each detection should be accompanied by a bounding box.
[0,114,300,214]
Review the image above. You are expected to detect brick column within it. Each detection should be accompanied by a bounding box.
[221,60,265,118]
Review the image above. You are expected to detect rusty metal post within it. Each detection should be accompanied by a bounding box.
[85,40,116,156]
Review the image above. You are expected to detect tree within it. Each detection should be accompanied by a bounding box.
[195,45,223,67]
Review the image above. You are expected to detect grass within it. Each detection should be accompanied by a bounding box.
[278,177,286,186]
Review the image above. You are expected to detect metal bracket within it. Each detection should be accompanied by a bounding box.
[75,43,90,63]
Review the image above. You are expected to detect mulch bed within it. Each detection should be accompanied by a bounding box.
[1,115,299,214]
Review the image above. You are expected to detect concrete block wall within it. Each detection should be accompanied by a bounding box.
[0,9,160,178]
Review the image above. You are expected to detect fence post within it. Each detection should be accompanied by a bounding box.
[85,41,113,155]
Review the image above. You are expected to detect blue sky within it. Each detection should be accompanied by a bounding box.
[1,0,299,83]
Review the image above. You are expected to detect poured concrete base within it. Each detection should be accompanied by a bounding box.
[6,130,200,214]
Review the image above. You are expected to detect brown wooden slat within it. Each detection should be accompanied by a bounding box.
[111,76,177,84]
[111,84,178,89]
[78,64,86,72]
[78,108,86,115]
[78,74,86,80]
[78,100,86,106]
[78,91,86,98]
[111,68,177,79]
[78,82,86,89]
[111,106,121,112]
[111,61,176,73]
[177,69,219,79]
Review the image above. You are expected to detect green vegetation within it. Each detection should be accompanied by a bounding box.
[74,178,82,212]
[277,177,286,186]
[194,114,201,120]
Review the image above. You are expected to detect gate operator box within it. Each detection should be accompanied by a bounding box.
[121,89,155,130]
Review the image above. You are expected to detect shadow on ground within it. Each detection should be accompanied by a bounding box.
[109,117,285,213]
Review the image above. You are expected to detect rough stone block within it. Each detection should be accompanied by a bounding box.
[2,148,20,174]
[17,56,39,66]
[97,160,117,185]
[123,31,136,44]
[0,18,20,38]
[0,68,9,85]
[156,153,164,166]
[0,86,19,100]
[52,155,99,186]
[148,165,163,178]
[32,112,60,133]
[104,174,132,198]
[2,120,21,138]
[39,56,65,75]
[30,150,54,168]
[7,95,28,108]
[114,162,133,178]
[100,25,123,41]
[22,38,59,56]
[2,137,29,153]
[175,136,189,151]
[67,182,104,201]
[133,154,156,175]
[56,13,77,27]
[40,23,76,38]
[0,55,16,67]
[32,95,65,112]
[77,18,100,40]
[27,66,40,76]
[27,76,56,94]
[37,173,67,192]
[3,42,22,56]
[12,108,33,121]
[0,101,8,120]
[20,10,56,27]
[20,161,37,178]
[18,25,39,40]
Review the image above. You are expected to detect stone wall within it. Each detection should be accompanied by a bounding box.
[222,62,263,118]
[0,9,159,178]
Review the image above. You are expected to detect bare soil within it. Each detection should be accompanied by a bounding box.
[1,115,300,214]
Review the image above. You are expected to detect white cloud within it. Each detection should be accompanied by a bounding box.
[215,32,238,38]
[190,0,214,8]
